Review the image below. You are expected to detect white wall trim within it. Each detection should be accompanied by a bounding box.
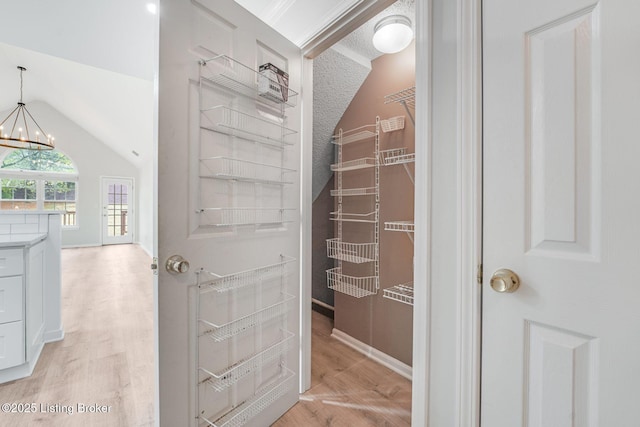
[300,55,314,393]
[454,0,483,425]
[301,0,396,58]
[331,328,412,380]
[61,243,101,249]
[412,0,432,425]
[136,242,154,258]
[43,328,65,343]
[311,298,334,311]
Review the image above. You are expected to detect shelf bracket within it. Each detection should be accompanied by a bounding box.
[400,100,415,126]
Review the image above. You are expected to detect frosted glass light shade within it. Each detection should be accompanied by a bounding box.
[372,15,413,54]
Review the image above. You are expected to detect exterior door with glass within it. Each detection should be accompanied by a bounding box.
[102,177,134,245]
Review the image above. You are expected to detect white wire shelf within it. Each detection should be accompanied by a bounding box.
[331,124,377,145]
[380,148,416,166]
[326,238,377,264]
[383,283,414,306]
[329,211,377,223]
[330,157,376,172]
[380,148,406,164]
[197,256,295,293]
[330,187,376,197]
[200,330,294,392]
[200,157,296,185]
[200,106,296,148]
[201,368,295,427]
[380,116,405,133]
[200,55,298,108]
[199,293,295,342]
[385,152,415,165]
[384,86,416,108]
[384,221,415,232]
[326,267,378,298]
[197,208,295,227]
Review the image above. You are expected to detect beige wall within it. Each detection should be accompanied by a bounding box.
[332,42,415,365]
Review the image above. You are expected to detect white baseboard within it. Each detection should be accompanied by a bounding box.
[43,328,65,343]
[331,328,412,380]
[61,243,101,249]
[135,242,154,258]
[311,298,334,311]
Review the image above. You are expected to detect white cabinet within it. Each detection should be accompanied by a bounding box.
[0,276,23,324]
[26,241,45,362]
[0,249,25,370]
[0,248,23,277]
[0,321,24,370]
[0,241,47,372]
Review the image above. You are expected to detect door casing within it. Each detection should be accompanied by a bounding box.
[148,1,468,426]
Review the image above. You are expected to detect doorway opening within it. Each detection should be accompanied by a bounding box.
[297,1,417,423]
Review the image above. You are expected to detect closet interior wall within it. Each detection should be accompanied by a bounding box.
[329,42,415,365]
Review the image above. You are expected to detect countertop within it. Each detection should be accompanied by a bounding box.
[0,233,48,248]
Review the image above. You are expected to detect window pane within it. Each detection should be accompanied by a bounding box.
[43,181,77,226]
[1,151,77,173]
[1,179,36,201]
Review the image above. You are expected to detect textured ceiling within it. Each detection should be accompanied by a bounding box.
[312,49,371,200]
[335,0,415,61]
[235,0,361,46]
[311,0,415,200]
[235,0,416,60]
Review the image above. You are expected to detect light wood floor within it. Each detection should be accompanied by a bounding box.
[0,245,410,426]
[0,245,154,427]
[273,311,412,426]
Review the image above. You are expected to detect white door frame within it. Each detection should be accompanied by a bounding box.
[415,0,483,425]
[299,1,485,426]
[101,176,135,245]
[148,0,483,425]
[454,0,483,424]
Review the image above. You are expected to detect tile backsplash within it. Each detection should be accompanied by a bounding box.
[0,214,50,235]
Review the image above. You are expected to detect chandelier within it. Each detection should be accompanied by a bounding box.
[0,66,55,150]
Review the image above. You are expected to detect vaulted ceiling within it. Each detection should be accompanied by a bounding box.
[0,0,155,168]
[0,0,414,177]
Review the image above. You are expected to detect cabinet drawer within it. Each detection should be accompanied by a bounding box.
[0,249,23,277]
[0,321,24,370]
[0,276,22,324]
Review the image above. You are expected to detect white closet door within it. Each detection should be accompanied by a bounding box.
[158,1,303,426]
[483,0,640,425]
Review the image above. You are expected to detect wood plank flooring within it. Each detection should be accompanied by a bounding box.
[273,311,412,426]
[0,245,411,426]
[0,245,154,427]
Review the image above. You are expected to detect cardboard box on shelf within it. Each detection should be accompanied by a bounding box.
[258,63,289,104]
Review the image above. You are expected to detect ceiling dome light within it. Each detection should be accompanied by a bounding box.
[372,15,413,54]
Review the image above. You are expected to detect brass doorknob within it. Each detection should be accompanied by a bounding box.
[490,268,520,293]
[166,255,190,274]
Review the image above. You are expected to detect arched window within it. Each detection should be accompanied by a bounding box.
[0,150,79,227]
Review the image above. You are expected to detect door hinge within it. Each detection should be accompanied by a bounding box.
[476,263,483,285]
[151,257,159,275]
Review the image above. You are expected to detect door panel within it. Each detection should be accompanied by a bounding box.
[102,178,134,245]
[483,0,640,425]
[158,0,302,426]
